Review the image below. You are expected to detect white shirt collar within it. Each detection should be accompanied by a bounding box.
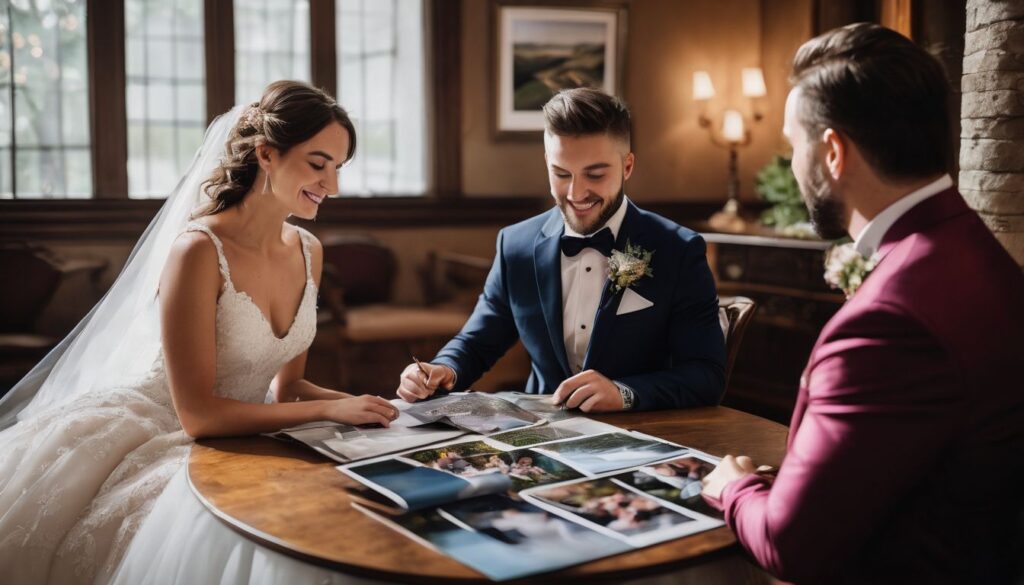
[563,194,630,240]
[854,174,953,257]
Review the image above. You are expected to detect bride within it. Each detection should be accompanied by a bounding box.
[0,80,399,585]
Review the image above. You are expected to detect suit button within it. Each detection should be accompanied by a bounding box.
[585,266,592,272]
[580,324,586,329]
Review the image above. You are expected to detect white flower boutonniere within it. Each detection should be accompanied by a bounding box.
[824,243,879,299]
[608,240,654,294]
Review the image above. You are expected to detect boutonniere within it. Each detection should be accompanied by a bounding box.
[824,243,879,299]
[607,240,654,294]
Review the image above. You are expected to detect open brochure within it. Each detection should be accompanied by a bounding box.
[353,449,727,581]
[267,392,551,463]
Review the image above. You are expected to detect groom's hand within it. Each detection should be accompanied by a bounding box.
[552,370,623,413]
[397,362,456,402]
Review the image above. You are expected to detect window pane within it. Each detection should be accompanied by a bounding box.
[3,0,91,199]
[336,0,426,196]
[234,0,311,104]
[0,11,11,199]
[125,0,206,199]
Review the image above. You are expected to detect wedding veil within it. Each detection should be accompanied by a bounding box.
[0,105,246,430]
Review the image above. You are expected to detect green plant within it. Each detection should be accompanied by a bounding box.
[756,155,808,228]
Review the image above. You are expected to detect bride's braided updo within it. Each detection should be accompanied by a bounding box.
[196,80,357,217]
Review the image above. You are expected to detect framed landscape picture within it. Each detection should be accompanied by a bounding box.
[492,1,628,137]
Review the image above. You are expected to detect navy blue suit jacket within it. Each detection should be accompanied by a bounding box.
[433,201,726,411]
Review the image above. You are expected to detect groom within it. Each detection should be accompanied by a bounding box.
[398,88,725,412]
[700,24,1024,583]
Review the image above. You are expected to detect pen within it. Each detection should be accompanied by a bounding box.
[412,355,430,379]
[412,355,444,400]
[412,355,463,396]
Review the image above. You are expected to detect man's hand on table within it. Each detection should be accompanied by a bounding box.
[702,455,780,500]
[551,369,628,413]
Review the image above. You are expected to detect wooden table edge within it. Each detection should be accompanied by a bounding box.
[187,406,787,583]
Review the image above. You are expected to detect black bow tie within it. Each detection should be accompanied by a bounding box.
[560,227,615,257]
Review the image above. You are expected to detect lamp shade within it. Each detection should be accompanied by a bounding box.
[742,67,767,98]
[693,71,715,101]
[722,109,745,142]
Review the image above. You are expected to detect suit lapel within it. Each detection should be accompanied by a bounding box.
[584,202,641,370]
[535,210,572,378]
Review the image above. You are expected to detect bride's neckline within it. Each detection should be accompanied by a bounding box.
[187,221,314,341]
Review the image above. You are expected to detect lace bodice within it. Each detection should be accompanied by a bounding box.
[181,222,319,403]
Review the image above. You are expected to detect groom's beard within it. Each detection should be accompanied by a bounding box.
[802,160,848,241]
[562,176,626,236]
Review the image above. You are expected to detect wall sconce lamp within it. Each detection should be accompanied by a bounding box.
[693,67,766,232]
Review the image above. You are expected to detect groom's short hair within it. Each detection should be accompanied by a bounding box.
[791,23,952,180]
[543,88,631,149]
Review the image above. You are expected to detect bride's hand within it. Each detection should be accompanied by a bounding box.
[321,395,398,427]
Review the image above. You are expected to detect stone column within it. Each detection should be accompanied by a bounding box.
[960,0,1024,267]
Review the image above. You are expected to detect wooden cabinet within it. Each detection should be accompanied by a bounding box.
[702,231,845,424]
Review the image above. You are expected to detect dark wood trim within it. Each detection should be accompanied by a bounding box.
[0,197,541,241]
[430,0,463,199]
[87,1,128,199]
[205,0,235,123]
[0,198,726,241]
[310,0,338,97]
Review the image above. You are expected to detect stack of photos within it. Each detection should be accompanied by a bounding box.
[341,438,585,510]
[491,391,578,422]
[399,392,544,434]
[359,494,632,582]
[614,455,723,518]
[530,431,688,474]
[520,452,724,549]
[343,430,725,581]
[267,393,553,463]
[485,416,620,448]
[269,421,466,463]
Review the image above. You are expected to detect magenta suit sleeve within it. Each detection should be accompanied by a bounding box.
[716,301,961,582]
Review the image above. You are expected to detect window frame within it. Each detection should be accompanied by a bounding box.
[1,0,460,209]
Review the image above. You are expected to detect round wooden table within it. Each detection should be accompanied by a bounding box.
[188,406,788,583]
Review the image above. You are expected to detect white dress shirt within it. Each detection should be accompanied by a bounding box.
[854,174,953,258]
[560,196,630,374]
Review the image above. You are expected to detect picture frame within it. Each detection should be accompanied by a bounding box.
[491,1,629,139]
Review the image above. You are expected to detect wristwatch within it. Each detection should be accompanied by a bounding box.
[614,382,636,410]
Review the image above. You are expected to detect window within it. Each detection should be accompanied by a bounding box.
[125,0,205,198]
[0,0,90,199]
[337,0,426,196]
[234,0,311,104]
[0,0,437,201]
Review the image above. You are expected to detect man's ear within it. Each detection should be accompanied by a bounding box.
[622,152,636,181]
[822,128,845,181]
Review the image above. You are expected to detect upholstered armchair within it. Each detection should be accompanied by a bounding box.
[311,236,482,396]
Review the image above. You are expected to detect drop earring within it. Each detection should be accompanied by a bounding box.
[262,173,271,195]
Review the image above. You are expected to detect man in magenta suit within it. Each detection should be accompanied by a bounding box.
[701,23,1024,584]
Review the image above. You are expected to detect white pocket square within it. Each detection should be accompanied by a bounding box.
[616,288,654,316]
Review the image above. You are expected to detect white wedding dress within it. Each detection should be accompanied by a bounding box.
[0,222,377,585]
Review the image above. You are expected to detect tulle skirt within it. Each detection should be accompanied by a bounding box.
[109,465,391,585]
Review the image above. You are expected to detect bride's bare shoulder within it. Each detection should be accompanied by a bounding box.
[162,229,223,292]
